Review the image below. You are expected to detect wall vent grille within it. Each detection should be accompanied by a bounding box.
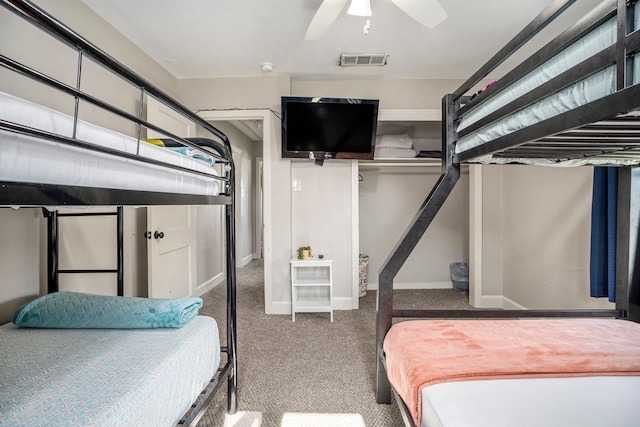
[340,53,388,67]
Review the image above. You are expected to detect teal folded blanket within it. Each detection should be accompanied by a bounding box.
[13,291,203,329]
[167,146,216,166]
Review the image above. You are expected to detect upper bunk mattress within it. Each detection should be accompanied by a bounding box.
[0,315,220,427]
[0,91,221,196]
[455,9,640,166]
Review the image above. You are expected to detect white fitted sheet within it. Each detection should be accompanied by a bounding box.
[0,91,221,196]
[421,376,640,427]
[0,315,220,427]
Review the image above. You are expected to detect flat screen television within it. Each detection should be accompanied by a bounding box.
[281,96,379,160]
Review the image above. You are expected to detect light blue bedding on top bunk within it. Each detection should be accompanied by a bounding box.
[0,316,220,427]
[456,66,616,154]
[167,146,217,167]
[456,16,618,156]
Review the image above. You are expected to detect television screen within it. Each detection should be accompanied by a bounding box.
[281,97,379,160]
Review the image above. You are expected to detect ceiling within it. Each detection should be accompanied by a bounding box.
[80,0,603,81]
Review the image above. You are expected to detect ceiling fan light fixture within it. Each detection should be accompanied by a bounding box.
[347,0,372,17]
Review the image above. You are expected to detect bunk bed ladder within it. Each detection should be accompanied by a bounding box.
[45,207,124,296]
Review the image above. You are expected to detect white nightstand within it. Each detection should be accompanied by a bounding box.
[290,259,333,322]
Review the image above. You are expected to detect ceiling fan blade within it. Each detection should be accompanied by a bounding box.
[389,0,447,29]
[305,0,349,40]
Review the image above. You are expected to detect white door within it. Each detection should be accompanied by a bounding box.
[146,96,197,297]
[147,206,196,298]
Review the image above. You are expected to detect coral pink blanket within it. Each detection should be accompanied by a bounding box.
[383,318,640,426]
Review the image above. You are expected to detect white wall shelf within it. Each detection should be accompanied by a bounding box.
[290,259,333,322]
[369,108,443,167]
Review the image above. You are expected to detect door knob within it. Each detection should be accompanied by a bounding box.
[154,230,165,240]
[143,231,152,239]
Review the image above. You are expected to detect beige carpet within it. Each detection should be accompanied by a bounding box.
[197,260,473,427]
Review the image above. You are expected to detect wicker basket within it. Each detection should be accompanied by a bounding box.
[359,254,369,297]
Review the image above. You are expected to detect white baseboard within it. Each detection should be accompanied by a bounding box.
[367,281,452,290]
[238,254,254,268]
[269,289,528,313]
[195,272,224,297]
[501,296,528,310]
[475,295,503,308]
[474,294,527,309]
[332,297,354,310]
[267,301,291,315]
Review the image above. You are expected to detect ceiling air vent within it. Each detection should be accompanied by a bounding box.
[340,53,388,67]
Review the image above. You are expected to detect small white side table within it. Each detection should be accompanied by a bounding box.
[290,259,333,322]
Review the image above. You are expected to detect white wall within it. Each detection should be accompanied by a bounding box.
[35,1,178,98]
[179,77,290,112]
[0,209,41,324]
[477,165,615,310]
[195,205,225,291]
[360,166,469,289]
[1,1,178,133]
[477,166,505,304]
[291,161,357,308]
[497,166,614,310]
[292,79,461,109]
[267,122,293,311]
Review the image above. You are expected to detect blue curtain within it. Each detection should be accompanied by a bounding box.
[590,167,617,302]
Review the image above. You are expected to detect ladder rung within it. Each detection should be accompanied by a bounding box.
[58,269,118,274]
[58,212,118,217]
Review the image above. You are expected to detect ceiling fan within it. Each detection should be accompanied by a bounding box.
[305,0,447,40]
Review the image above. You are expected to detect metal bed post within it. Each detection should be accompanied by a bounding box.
[173,138,237,426]
[375,94,461,404]
[224,139,238,414]
[45,209,58,294]
[116,206,124,296]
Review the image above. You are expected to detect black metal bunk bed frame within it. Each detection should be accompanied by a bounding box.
[375,0,640,425]
[0,0,237,425]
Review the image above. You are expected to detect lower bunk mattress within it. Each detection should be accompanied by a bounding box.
[0,315,220,427]
[384,318,640,427]
[420,375,640,427]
